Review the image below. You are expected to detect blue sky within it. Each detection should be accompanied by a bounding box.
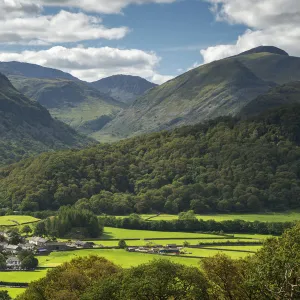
[0,0,298,83]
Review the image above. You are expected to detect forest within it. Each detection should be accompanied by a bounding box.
[1,105,300,214]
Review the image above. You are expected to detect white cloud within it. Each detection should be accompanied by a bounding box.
[201,0,300,63]
[0,46,173,84]
[0,0,41,19]
[40,0,176,14]
[0,10,129,44]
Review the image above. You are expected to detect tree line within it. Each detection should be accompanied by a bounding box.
[2,105,300,214]
[17,222,300,299]
[100,213,294,236]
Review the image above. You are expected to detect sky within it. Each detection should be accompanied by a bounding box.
[0,0,299,84]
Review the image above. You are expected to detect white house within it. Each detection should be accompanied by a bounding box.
[6,257,21,270]
[29,237,48,246]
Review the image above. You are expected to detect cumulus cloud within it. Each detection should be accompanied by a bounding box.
[201,0,300,63]
[40,0,176,14]
[0,10,129,44]
[0,0,41,19]
[0,46,173,84]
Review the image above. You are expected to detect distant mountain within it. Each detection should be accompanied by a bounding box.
[101,46,300,140]
[0,61,78,81]
[237,46,289,57]
[0,73,92,166]
[0,62,126,137]
[240,81,300,117]
[91,75,157,104]
[9,75,126,135]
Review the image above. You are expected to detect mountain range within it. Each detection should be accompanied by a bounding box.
[0,73,92,166]
[0,62,155,139]
[101,46,300,140]
[91,75,157,105]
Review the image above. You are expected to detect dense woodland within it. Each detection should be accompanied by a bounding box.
[2,105,300,214]
[35,207,102,238]
[18,223,300,300]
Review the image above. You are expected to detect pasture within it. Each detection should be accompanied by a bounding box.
[0,215,39,226]
[131,212,300,223]
[102,227,223,240]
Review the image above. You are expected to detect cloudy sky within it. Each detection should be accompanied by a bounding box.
[0,0,299,84]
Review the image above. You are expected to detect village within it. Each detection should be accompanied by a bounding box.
[0,231,186,271]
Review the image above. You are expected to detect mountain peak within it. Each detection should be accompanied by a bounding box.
[238,46,289,57]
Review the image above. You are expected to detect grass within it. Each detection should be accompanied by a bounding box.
[102,227,221,240]
[0,287,26,299]
[203,245,262,252]
[0,215,40,226]
[0,269,47,283]
[132,212,300,223]
[182,248,253,259]
[37,249,201,268]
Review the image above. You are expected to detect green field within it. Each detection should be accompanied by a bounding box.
[0,287,26,298]
[182,248,254,259]
[37,249,201,268]
[0,215,40,226]
[102,227,222,240]
[204,245,262,252]
[133,212,300,223]
[0,269,47,283]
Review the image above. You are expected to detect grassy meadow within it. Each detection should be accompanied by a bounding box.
[0,216,39,226]
[0,288,26,298]
[128,212,300,223]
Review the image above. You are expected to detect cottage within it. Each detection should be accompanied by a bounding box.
[29,237,48,246]
[6,257,21,270]
[4,244,22,254]
[42,242,70,252]
[20,243,35,251]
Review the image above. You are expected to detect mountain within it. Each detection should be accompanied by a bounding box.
[9,75,126,135]
[0,62,126,138]
[240,81,300,117]
[2,104,300,213]
[0,61,78,81]
[0,73,92,167]
[91,75,157,104]
[101,46,300,140]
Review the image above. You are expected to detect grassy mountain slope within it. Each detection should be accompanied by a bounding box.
[2,104,300,213]
[0,73,92,166]
[102,59,272,139]
[101,47,300,140]
[0,61,78,81]
[9,75,126,135]
[240,81,300,117]
[91,75,157,105]
[237,52,300,84]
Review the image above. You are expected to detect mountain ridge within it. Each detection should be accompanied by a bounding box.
[0,73,92,166]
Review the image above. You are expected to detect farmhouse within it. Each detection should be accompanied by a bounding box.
[42,242,70,252]
[4,244,22,254]
[29,237,49,246]
[6,256,21,270]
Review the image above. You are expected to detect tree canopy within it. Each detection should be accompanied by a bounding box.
[2,105,300,214]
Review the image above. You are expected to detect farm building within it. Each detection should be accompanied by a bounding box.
[29,237,49,246]
[6,257,21,270]
[159,248,180,255]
